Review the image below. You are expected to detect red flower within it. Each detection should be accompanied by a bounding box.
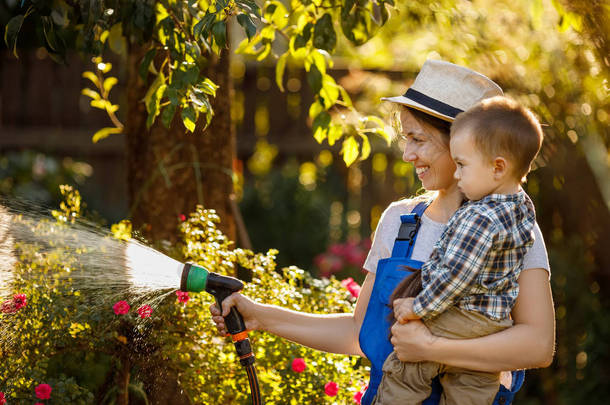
[13,294,27,310]
[113,300,130,315]
[0,391,6,405]
[176,291,190,304]
[179,214,186,221]
[341,278,361,298]
[353,390,364,404]
[1,293,28,314]
[291,357,306,373]
[35,403,43,405]
[35,383,52,400]
[137,304,153,318]
[324,381,339,397]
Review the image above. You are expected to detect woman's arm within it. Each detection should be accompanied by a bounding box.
[390,268,555,372]
[210,272,376,356]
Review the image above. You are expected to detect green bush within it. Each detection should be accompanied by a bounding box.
[1,186,368,404]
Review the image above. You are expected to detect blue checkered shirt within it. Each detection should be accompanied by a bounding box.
[412,191,536,321]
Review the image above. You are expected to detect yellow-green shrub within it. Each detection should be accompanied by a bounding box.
[1,186,368,403]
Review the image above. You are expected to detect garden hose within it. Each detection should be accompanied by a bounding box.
[179,263,263,404]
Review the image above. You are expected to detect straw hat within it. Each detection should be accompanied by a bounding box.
[382,60,503,122]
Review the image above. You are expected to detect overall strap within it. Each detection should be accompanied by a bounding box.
[390,201,429,259]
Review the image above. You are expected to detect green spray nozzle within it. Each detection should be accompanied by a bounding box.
[180,263,209,292]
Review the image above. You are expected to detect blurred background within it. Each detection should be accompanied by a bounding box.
[1,0,609,403]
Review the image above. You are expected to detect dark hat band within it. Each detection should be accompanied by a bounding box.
[403,88,464,118]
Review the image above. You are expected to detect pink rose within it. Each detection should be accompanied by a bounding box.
[179,214,186,221]
[341,278,361,298]
[13,294,27,310]
[0,391,6,405]
[137,304,153,318]
[176,291,190,304]
[113,300,130,315]
[1,299,17,314]
[324,381,339,397]
[291,357,306,373]
[35,383,52,400]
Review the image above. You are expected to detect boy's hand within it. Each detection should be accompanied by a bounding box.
[393,298,420,324]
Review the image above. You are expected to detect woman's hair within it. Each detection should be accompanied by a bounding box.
[408,108,452,138]
[387,268,423,330]
[391,106,452,144]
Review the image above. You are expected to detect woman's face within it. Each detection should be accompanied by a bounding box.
[400,109,457,192]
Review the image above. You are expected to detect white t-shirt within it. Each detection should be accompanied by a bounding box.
[363,198,550,275]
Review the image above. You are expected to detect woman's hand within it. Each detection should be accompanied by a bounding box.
[390,319,437,362]
[209,292,263,335]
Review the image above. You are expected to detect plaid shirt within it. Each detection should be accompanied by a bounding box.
[412,191,536,321]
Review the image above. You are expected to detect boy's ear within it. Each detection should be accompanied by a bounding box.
[492,156,509,179]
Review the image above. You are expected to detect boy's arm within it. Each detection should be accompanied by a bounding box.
[412,210,496,319]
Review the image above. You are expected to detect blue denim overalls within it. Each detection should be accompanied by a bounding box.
[358,201,524,405]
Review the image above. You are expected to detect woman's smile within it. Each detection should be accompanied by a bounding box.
[415,166,430,179]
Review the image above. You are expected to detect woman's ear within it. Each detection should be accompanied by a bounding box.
[493,156,509,179]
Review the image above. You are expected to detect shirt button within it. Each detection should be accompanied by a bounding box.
[498,396,507,405]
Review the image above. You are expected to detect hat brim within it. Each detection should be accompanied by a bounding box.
[381,95,455,122]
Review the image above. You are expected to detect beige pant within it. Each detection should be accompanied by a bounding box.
[372,307,513,405]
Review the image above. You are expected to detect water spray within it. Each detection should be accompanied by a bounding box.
[178,262,261,404]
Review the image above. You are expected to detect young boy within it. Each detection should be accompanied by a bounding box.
[372,96,544,405]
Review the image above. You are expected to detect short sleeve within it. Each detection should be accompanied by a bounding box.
[522,221,550,277]
[362,200,418,273]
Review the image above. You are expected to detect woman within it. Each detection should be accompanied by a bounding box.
[210,60,555,402]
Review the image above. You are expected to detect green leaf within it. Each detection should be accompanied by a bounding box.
[139,48,156,81]
[108,23,127,56]
[305,50,326,75]
[307,64,323,93]
[256,43,272,61]
[4,14,26,58]
[161,104,177,129]
[237,13,257,40]
[51,0,70,27]
[237,0,261,18]
[181,106,198,132]
[366,115,391,145]
[328,124,343,146]
[294,23,313,49]
[275,53,288,92]
[341,136,359,166]
[312,111,331,143]
[194,12,216,38]
[264,1,288,29]
[339,86,353,108]
[308,101,324,121]
[144,73,167,128]
[90,99,108,110]
[212,21,227,48]
[184,64,200,85]
[103,77,118,93]
[360,134,371,160]
[92,127,122,143]
[81,88,101,100]
[82,71,101,88]
[320,74,339,109]
[199,78,218,97]
[313,14,336,52]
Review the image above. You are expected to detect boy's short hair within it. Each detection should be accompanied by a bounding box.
[451,96,543,182]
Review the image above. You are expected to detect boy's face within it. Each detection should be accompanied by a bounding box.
[450,129,498,201]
